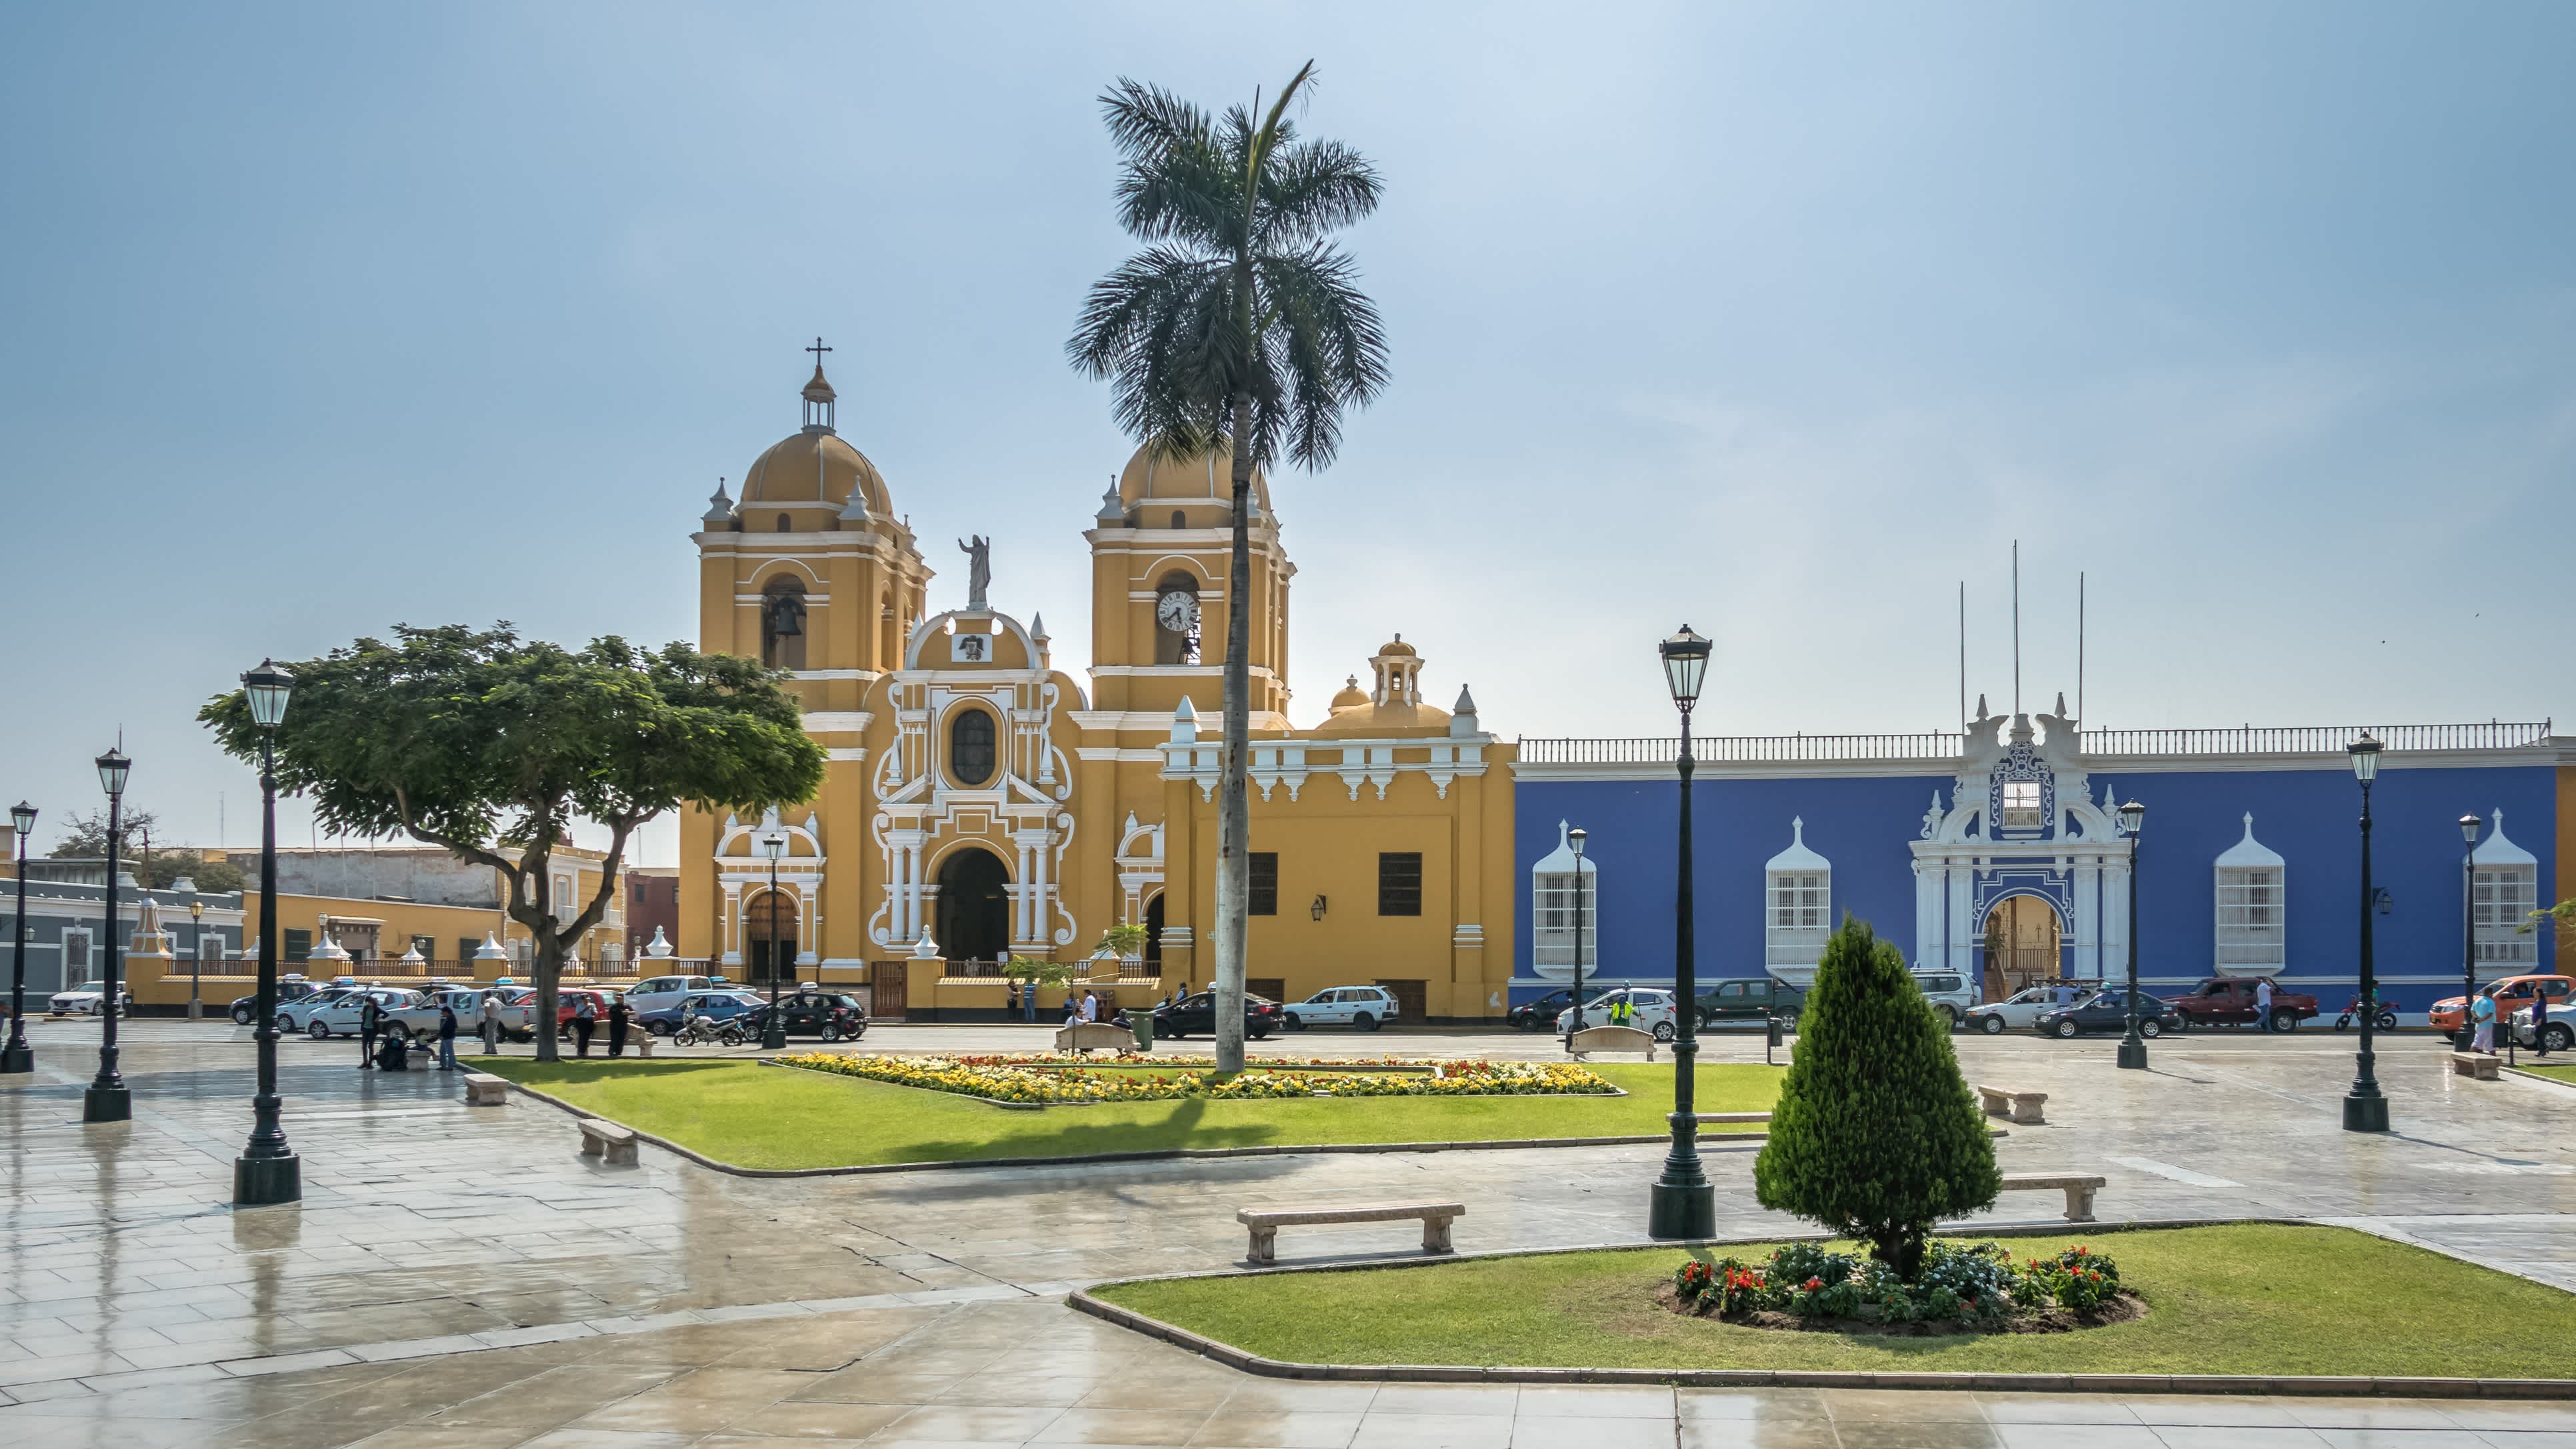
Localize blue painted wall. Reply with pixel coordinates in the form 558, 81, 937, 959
1513, 764, 2557, 1011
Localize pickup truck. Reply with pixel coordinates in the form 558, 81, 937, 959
2171, 976, 2319, 1032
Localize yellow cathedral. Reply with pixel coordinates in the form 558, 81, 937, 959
676, 351, 1519, 1022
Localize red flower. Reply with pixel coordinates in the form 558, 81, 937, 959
1804, 1276, 1823, 1292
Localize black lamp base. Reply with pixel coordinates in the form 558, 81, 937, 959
233, 1153, 302, 1206
1647, 1181, 1716, 1241
761, 1028, 787, 1050
2341, 1093, 2389, 1133
83, 1084, 132, 1122
2116, 1038, 2148, 1070
1, 1041, 30, 1074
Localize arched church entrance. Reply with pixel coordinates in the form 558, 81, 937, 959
935, 848, 1011, 967
1142, 893, 1165, 980
1982, 895, 2063, 1000
747, 890, 799, 987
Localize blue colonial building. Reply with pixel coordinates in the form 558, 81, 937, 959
1513, 699, 2564, 1018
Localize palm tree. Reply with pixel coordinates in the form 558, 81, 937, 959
1068, 62, 1390, 1073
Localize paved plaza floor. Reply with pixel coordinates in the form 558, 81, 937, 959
4, 1017, 2573, 1448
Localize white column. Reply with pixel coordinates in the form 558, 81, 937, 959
1912, 862, 1941, 970
721, 882, 744, 966
1946, 866, 1975, 978
2073, 862, 2101, 982
2101, 855, 2131, 985
797, 882, 818, 965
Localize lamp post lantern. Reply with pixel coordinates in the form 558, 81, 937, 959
83, 748, 133, 1122
2116, 800, 2147, 1070
234, 658, 301, 1205
1564, 828, 1589, 1048
2457, 814, 2481, 1052
1649, 624, 1715, 1241
4, 800, 34, 1074
2343, 734, 2389, 1133
757, 831, 788, 1050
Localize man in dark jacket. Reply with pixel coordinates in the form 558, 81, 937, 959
606, 998, 631, 1058
436, 1001, 460, 1071
359, 996, 382, 1069
572, 994, 597, 1057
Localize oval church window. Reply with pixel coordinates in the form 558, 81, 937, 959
950, 708, 997, 786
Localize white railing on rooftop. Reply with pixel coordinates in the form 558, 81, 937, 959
1517, 721, 2553, 764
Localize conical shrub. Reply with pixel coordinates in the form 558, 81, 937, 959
1753, 916, 1999, 1280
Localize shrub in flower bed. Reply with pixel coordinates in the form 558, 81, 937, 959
775, 1053, 1615, 1104
1663, 1240, 2138, 1335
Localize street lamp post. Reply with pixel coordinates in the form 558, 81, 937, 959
234, 659, 301, 1206
4, 801, 34, 1074
2344, 734, 2389, 1133
2117, 800, 2147, 1070
1564, 828, 1589, 1049
84, 748, 133, 1123
758, 831, 788, 1050
2457, 814, 2481, 1052
1649, 625, 1716, 1241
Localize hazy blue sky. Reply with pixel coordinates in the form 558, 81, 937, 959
3, 3, 2567, 866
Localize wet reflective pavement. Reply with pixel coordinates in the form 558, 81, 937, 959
5, 1018, 2573, 1447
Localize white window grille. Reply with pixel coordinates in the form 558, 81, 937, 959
1764, 818, 1831, 974
63, 928, 93, 990
552, 874, 576, 926
2213, 814, 2287, 974
1527, 822, 1597, 980
2001, 781, 2044, 830
2467, 810, 2540, 969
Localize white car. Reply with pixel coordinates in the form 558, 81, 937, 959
1963, 985, 2094, 1035
624, 974, 728, 1020
48, 987, 133, 1016
1557, 987, 1683, 1041
275, 984, 363, 1033
299, 986, 428, 1040
1283, 986, 1399, 1032
2507, 1004, 2575, 1054
1912, 970, 1977, 1030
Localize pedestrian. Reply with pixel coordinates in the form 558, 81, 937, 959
2471, 992, 2497, 1054
359, 995, 382, 1068
1062, 992, 1079, 1024
480, 990, 503, 1054
607, 996, 631, 1058
435, 1000, 459, 1071
1006, 980, 1020, 1018
2255, 978, 2275, 1032
2535, 987, 2554, 1058
573, 994, 597, 1058
1080, 990, 1099, 1023
2055, 980, 2076, 1008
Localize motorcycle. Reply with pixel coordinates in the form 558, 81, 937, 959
2331, 996, 2397, 1032
673, 1011, 747, 1048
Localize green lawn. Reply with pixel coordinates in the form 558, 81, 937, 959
479, 1058, 1779, 1170
1094, 1224, 2576, 1378
2513, 1061, 2576, 1084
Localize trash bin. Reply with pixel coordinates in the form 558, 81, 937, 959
1130, 1012, 1155, 1052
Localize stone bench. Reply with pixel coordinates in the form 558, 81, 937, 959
633, 1034, 654, 1060
2451, 1052, 2501, 1081
1237, 1201, 1466, 1266
2001, 1173, 2103, 1222
461, 1072, 509, 1107
1566, 1024, 1659, 1062
577, 1118, 639, 1166
1976, 1084, 2048, 1125
1054, 1021, 1134, 1054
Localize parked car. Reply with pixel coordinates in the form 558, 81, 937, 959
1505, 986, 1613, 1032
741, 988, 868, 1042
303, 986, 435, 1040
1695, 977, 1805, 1029
1151, 990, 1279, 1041
48, 986, 135, 1016
1557, 986, 1684, 1041
625, 973, 729, 1020
275, 984, 366, 1033
2506, 1002, 2575, 1053
2170, 976, 2319, 1032
2430, 974, 2573, 1036
2035, 989, 2183, 1040
229, 976, 323, 1025
551, 988, 627, 1037
1911, 970, 1976, 1029
1283, 986, 1399, 1032
1964, 984, 2095, 1035
637, 990, 766, 1037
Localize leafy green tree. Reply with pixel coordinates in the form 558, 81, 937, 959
1095, 922, 1150, 959
1067, 61, 1390, 1072
143, 850, 246, 894
202, 623, 823, 1062
1754, 916, 1999, 1280
45, 806, 162, 860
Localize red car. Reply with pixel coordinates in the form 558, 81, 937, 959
553, 988, 626, 1038
2171, 977, 2319, 1032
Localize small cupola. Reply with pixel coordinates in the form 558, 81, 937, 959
800, 336, 837, 433
1370, 634, 1422, 705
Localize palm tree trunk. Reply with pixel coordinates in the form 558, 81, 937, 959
1211, 388, 1257, 1076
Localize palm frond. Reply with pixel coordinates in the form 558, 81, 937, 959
1253, 245, 1390, 469
1257, 137, 1383, 245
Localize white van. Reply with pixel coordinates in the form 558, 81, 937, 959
1912, 970, 1976, 1030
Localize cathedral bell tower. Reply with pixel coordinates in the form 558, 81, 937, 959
1083, 443, 1293, 730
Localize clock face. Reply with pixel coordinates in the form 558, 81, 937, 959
1156, 591, 1200, 632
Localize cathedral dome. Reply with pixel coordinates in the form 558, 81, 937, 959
741, 427, 893, 515
1329, 676, 1369, 711
1118, 443, 1272, 514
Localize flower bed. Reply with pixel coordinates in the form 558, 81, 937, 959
775, 1053, 1615, 1105
1663, 1241, 2140, 1336
953, 1052, 1441, 1074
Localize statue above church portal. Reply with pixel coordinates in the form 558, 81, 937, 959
957, 535, 991, 610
